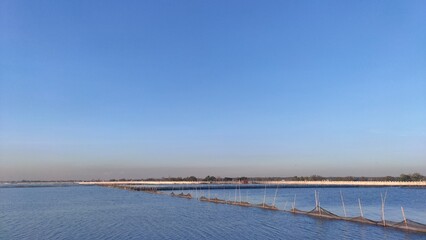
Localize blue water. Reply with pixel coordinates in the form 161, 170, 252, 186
1, 186, 425, 239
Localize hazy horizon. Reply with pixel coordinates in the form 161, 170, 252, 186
3, 166, 426, 182
1, 0, 425, 181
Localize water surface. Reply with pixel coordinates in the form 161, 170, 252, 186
1, 186, 425, 239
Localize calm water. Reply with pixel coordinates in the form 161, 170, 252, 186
1, 186, 425, 239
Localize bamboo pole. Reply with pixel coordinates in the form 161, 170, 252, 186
401, 206, 407, 228
262, 185, 267, 207
272, 185, 279, 207
318, 191, 321, 215
358, 198, 364, 218
381, 192, 387, 226
314, 190, 318, 211
292, 194, 297, 212
340, 190, 347, 217
239, 183, 242, 203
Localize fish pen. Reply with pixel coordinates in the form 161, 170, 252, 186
102, 184, 426, 234
288, 205, 426, 233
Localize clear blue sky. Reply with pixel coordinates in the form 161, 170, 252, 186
1, 0, 425, 180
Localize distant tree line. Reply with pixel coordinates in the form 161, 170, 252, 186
398, 173, 425, 181
288, 173, 425, 182
105, 173, 425, 183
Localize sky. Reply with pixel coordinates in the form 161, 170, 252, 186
1, 0, 425, 181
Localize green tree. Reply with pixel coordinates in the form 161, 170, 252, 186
385, 176, 395, 181
399, 174, 411, 181
186, 176, 198, 181
410, 173, 424, 181
310, 175, 324, 181
203, 175, 216, 182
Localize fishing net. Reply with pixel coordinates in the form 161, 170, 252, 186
110, 184, 426, 233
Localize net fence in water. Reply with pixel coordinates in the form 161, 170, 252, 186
108, 184, 426, 234
198, 194, 426, 233
290, 206, 426, 233
385, 219, 426, 232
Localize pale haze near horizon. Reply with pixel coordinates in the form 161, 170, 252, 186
1, 0, 425, 181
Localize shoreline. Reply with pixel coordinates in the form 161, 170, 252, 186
77, 180, 426, 187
